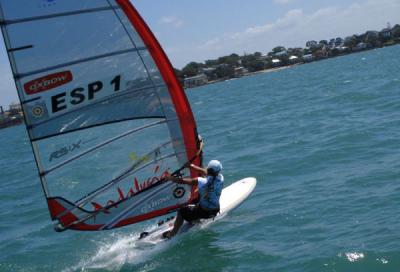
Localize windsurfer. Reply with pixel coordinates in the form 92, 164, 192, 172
164, 160, 224, 238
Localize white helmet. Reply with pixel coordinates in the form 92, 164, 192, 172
207, 160, 222, 173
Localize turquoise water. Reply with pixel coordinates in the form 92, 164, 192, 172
1, 45, 400, 271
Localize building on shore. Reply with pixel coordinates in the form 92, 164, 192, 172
9, 102, 21, 111
302, 54, 314, 62
313, 47, 329, 59
184, 73, 208, 89
234, 66, 248, 77
271, 59, 282, 67
380, 27, 392, 41
200, 67, 217, 80
354, 42, 368, 51
289, 55, 300, 64
0, 103, 24, 129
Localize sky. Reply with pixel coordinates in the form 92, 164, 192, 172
1, 0, 400, 106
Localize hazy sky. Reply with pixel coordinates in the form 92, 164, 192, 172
0, 0, 399, 106
134, 0, 400, 67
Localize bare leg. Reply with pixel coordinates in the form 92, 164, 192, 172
168, 210, 184, 238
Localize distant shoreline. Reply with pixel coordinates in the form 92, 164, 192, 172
243, 64, 298, 76
180, 23, 400, 89
184, 43, 399, 90
200, 64, 299, 87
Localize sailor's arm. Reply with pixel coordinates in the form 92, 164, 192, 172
188, 163, 207, 176
166, 174, 198, 186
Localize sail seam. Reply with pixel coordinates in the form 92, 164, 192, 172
42, 120, 168, 176
33, 116, 166, 143
74, 150, 180, 206
55, 150, 182, 221
15, 47, 146, 79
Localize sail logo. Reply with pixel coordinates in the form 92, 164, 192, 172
48, 138, 97, 162
173, 187, 186, 198
91, 166, 171, 212
24, 71, 73, 95
140, 195, 173, 214
50, 74, 121, 114
49, 140, 83, 162
27, 101, 49, 120
32, 106, 44, 117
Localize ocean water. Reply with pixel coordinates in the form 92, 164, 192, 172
1, 45, 400, 272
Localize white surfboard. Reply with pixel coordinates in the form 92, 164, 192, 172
137, 177, 257, 245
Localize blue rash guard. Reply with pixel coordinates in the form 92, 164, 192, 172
197, 174, 224, 210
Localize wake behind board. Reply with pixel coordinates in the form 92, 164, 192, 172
137, 177, 257, 245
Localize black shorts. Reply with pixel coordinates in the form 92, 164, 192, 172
180, 204, 219, 222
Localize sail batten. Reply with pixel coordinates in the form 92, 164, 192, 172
74, 150, 184, 207
31, 116, 167, 142
42, 120, 169, 176
55, 151, 183, 223
7, 45, 34, 52
0, 0, 201, 231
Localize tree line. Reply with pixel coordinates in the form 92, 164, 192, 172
174, 24, 400, 84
